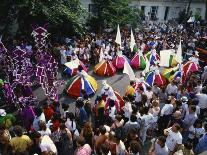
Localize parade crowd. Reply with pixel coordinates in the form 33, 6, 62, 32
0, 21, 207, 155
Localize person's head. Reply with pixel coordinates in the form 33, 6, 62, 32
128, 128, 137, 138
157, 136, 166, 148
76, 97, 84, 108
76, 136, 86, 147
132, 104, 138, 114
35, 107, 43, 117
39, 121, 47, 131
129, 140, 141, 154
152, 99, 159, 107
33, 131, 42, 144
78, 65, 83, 72
66, 112, 75, 120
172, 123, 181, 132
62, 103, 69, 111
130, 81, 135, 86
83, 122, 92, 132
147, 86, 152, 91
130, 114, 137, 122
100, 144, 110, 155
173, 111, 182, 120
193, 119, 203, 128
109, 99, 115, 107
123, 96, 129, 102
96, 95, 102, 102
99, 125, 106, 135
184, 140, 193, 150
189, 105, 196, 113
115, 114, 122, 122
138, 86, 144, 93
141, 94, 147, 103
13, 125, 23, 137
42, 102, 49, 108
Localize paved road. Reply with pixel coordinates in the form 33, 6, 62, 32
33, 67, 142, 111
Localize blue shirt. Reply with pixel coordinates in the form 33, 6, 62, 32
79, 107, 88, 125
194, 134, 207, 154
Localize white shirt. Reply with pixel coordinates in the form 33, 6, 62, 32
109, 106, 116, 120
123, 102, 132, 118
140, 113, 153, 128
145, 90, 153, 104
38, 128, 51, 136
196, 93, 207, 109
166, 128, 182, 151
160, 104, 173, 116
65, 119, 77, 132
40, 135, 57, 154
166, 84, 178, 95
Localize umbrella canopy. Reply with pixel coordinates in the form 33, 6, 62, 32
113, 54, 130, 69
131, 52, 146, 69
66, 73, 97, 98
162, 66, 181, 82
182, 61, 199, 77
146, 51, 160, 65
94, 60, 116, 76
145, 71, 166, 87
64, 59, 87, 76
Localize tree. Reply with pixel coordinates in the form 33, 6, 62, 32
87, 0, 142, 32
177, 0, 193, 24
0, 0, 86, 39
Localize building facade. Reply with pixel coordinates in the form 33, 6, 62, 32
80, 0, 206, 21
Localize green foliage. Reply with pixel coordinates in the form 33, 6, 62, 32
195, 11, 201, 21
177, 0, 192, 24
0, 0, 86, 38
177, 9, 192, 24
88, 0, 141, 32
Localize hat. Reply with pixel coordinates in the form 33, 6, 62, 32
0, 109, 6, 116
173, 111, 182, 119
181, 96, 188, 102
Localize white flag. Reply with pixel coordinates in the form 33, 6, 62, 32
115, 25, 121, 46
175, 40, 182, 64
159, 49, 173, 67
130, 29, 136, 52
123, 58, 135, 81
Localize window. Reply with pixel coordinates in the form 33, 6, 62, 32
141, 6, 145, 12
164, 7, 169, 20
150, 6, 158, 20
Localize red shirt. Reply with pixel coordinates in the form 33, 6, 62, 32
43, 106, 54, 121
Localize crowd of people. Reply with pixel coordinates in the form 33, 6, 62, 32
0, 20, 207, 155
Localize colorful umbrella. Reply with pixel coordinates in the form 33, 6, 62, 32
65, 71, 97, 98
145, 71, 166, 87
112, 52, 130, 69
131, 52, 146, 69
64, 59, 87, 76
94, 60, 116, 76
182, 61, 199, 77
145, 51, 160, 65
162, 65, 181, 82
